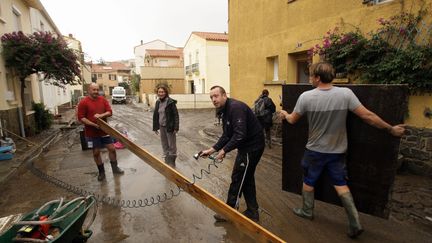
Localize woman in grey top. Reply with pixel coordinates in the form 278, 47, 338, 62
152, 84, 179, 166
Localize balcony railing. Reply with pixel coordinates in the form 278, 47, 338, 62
185, 65, 192, 75
192, 63, 199, 73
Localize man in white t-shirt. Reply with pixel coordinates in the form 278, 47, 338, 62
280, 62, 405, 238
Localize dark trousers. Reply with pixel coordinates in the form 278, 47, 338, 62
226, 148, 264, 211
264, 127, 271, 144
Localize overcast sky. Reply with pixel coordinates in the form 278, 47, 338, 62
40, 0, 228, 62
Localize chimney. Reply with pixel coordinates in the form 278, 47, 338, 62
141, 40, 143, 45
69, 33, 73, 38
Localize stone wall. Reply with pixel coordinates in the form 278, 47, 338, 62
24, 112, 36, 136
0, 108, 20, 136
271, 113, 283, 145
399, 126, 432, 177
0, 108, 36, 137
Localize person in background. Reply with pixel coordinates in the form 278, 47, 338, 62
153, 84, 179, 167
279, 62, 405, 238
77, 83, 124, 181
253, 89, 276, 148
201, 86, 265, 222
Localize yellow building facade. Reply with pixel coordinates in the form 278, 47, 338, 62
229, 0, 432, 128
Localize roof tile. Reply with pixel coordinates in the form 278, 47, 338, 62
192, 31, 228, 42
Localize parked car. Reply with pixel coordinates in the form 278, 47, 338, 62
112, 86, 126, 104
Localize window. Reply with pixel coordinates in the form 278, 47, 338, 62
24, 80, 33, 112
12, 5, 22, 31
159, 60, 168, 67
0, 4, 4, 22
91, 74, 97, 81
6, 73, 14, 91
3, 73, 15, 101
297, 60, 309, 84
109, 74, 116, 80
40, 21, 44, 31
97, 73, 102, 78
266, 56, 279, 81
195, 50, 199, 63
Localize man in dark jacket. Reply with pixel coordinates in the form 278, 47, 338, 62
153, 84, 179, 166
253, 89, 276, 148
201, 86, 265, 222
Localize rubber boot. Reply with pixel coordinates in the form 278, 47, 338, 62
110, 160, 124, 174
340, 192, 364, 238
165, 155, 176, 167
97, 164, 105, 181
242, 209, 259, 222
293, 190, 314, 220
171, 155, 177, 166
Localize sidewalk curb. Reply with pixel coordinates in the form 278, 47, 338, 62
0, 130, 60, 185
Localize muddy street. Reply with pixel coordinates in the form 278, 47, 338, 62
0, 102, 430, 242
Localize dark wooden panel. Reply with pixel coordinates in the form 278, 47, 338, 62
282, 84, 409, 218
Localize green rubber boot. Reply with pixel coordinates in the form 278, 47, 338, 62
340, 192, 364, 238
293, 190, 314, 220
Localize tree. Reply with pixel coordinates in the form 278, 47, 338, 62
118, 82, 129, 89
130, 73, 141, 94
1, 31, 82, 124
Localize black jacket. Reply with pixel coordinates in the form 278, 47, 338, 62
255, 94, 276, 126
153, 97, 179, 133
213, 98, 265, 153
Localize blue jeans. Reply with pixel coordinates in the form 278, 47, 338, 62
301, 149, 347, 187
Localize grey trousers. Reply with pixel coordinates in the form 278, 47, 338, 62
159, 126, 177, 158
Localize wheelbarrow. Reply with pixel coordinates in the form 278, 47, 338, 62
0, 196, 97, 242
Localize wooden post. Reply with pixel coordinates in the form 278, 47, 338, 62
97, 118, 286, 243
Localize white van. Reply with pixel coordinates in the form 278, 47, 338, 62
112, 86, 126, 104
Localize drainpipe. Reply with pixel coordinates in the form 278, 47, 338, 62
17, 107, 26, 137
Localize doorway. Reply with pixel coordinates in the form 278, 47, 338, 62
189, 80, 195, 94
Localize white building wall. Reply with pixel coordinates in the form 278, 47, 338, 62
63, 35, 84, 94
152, 57, 181, 67
134, 40, 177, 75
206, 41, 230, 93
183, 35, 207, 94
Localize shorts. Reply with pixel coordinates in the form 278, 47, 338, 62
86, 136, 114, 149
301, 149, 347, 187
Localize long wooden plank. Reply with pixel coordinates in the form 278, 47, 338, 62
97, 118, 286, 243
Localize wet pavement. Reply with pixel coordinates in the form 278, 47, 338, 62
0, 102, 431, 242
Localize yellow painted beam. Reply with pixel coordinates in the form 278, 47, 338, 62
97, 118, 286, 243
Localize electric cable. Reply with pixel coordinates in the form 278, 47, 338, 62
26, 128, 224, 208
